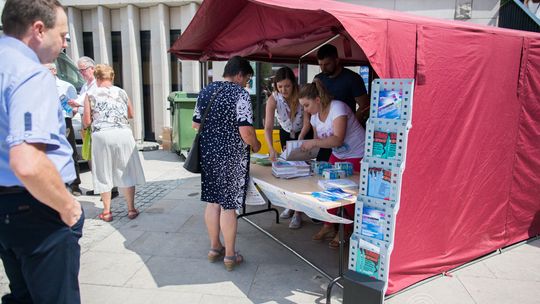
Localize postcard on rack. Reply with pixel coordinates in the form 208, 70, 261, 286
377, 89, 403, 119
361, 206, 386, 240
281, 140, 319, 161
355, 238, 382, 278
367, 167, 392, 200
372, 131, 397, 159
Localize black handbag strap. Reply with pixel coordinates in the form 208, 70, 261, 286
198, 84, 224, 133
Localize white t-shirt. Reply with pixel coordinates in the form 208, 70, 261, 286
310, 100, 365, 159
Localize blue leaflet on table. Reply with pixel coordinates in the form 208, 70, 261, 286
377, 89, 403, 119
361, 206, 385, 240
311, 188, 353, 202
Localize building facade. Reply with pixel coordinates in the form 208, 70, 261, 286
0, 0, 501, 143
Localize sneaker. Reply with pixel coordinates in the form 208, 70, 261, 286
289, 213, 302, 229
85, 190, 96, 196
71, 185, 82, 197
280, 208, 294, 219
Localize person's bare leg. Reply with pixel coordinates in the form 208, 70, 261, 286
220, 209, 238, 257
122, 186, 136, 211
101, 191, 111, 213
205, 203, 223, 250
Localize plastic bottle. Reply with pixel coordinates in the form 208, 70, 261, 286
60, 94, 73, 116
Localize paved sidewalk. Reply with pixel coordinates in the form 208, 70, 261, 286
0, 149, 538, 303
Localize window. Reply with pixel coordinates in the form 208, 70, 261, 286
82, 32, 94, 59
111, 31, 123, 87
140, 31, 154, 141
170, 30, 182, 92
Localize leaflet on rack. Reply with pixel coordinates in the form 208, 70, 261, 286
281, 140, 319, 161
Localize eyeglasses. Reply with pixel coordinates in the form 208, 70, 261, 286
78, 66, 92, 72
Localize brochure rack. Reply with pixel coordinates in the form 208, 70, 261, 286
347, 79, 414, 296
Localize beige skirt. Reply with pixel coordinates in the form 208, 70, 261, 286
91, 128, 146, 194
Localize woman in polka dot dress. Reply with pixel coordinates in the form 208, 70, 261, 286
192, 56, 261, 271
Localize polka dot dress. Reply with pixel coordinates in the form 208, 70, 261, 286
193, 81, 253, 210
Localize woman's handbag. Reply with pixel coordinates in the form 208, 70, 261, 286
183, 86, 223, 173
81, 128, 92, 160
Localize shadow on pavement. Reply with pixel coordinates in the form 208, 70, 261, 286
79, 175, 343, 303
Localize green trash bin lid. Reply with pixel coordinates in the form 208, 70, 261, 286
168, 91, 198, 102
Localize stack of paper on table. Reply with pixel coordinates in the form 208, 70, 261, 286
318, 179, 359, 190
271, 160, 310, 179
281, 140, 319, 161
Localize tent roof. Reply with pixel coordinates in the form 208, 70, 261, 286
170, 0, 540, 69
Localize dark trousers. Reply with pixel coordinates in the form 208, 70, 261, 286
0, 191, 84, 304
65, 117, 81, 186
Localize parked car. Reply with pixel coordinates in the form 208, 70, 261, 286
54, 52, 86, 162
55, 52, 85, 92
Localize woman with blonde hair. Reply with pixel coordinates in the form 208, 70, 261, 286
264, 66, 311, 229
83, 64, 146, 222
299, 79, 365, 248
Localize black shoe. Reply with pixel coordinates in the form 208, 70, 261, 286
71, 185, 82, 197
111, 189, 119, 199
86, 190, 95, 196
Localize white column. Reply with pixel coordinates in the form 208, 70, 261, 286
212, 61, 226, 82
180, 3, 200, 93
150, 4, 171, 134
66, 7, 83, 60
93, 6, 112, 65
121, 5, 144, 143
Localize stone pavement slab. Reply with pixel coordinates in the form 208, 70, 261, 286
385, 276, 476, 304
459, 276, 540, 304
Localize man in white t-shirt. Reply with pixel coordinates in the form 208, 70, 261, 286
46, 62, 82, 196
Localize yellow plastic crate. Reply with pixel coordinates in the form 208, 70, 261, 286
255, 129, 282, 154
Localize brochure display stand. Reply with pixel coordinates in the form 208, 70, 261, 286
344, 79, 414, 304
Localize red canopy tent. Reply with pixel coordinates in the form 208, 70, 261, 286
170, 0, 540, 294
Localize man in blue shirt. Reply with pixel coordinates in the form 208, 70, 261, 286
0, 1, 84, 303
313, 44, 370, 162
315, 44, 370, 124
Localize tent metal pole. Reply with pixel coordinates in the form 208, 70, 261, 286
299, 34, 341, 60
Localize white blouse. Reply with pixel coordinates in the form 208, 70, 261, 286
273, 92, 303, 135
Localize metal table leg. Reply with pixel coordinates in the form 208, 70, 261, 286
326, 206, 346, 304
237, 183, 279, 223
240, 182, 347, 302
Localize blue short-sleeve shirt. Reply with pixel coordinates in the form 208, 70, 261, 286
0, 36, 75, 186
315, 68, 367, 113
